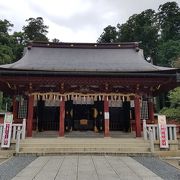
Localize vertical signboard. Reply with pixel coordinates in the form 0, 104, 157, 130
1, 113, 13, 148
158, 115, 169, 148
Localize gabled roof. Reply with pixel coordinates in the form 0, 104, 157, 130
0, 42, 175, 73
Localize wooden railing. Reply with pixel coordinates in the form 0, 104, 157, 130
143, 120, 177, 141
0, 119, 26, 142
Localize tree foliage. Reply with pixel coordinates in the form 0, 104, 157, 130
119, 9, 159, 62
11, 31, 25, 61
168, 87, 180, 108
172, 57, 180, 68
0, 19, 13, 34
157, 1, 180, 41
97, 1, 180, 66
97, 25, 118, 43
0, 45, 14, 64
0, 17, 49, 65
160, 87, 180, 120
156, 40, 180, 66
0, 19, 16, 64
160, 107, 180, 120
52, 38, 60, 43
23, 17, 49, 42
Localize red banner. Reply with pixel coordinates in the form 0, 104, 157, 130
1, 113, 13, 148
158, 115, 169, 148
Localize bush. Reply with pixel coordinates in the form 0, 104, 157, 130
159, 107, 180, 120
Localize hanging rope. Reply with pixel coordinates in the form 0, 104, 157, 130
31, 92, 135, 101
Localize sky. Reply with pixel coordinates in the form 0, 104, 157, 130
0, 0, 179, 42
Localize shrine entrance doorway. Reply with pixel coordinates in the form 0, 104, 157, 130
35, 98, 131, 134
73, 104, 95, 131
36, 99, 59, 131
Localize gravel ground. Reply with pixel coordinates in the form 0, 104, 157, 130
133, 157, 180, 180
0, 156, 37, 180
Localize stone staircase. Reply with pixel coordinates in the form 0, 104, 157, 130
18, 137, 152, 155
0, 149, 15, 159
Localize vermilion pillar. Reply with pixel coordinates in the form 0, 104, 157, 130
59, 97, 65, 137
104, 96, 110, 137
27, 95, 34, 137
134, 95, 141, 137
12, 96, 18, 122
148, 98, 154, 122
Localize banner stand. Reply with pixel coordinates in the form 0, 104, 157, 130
158, 115, 169, 149
1, 113, 13, 148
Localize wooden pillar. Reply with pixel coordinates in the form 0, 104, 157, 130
104, 96, 110, 137
134, 95, 141, 137
148, 98, 154, 122
59, 97, 65, 137
27, 95, 34, 137
12, 96, 18, 122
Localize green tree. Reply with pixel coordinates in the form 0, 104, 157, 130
118, 9, 159, 63
52, 38, 60, 43
0, 19, 15, 64
157, 1, 180, 41
0, 45, 14, 64
172, 57, 180, 68
156, 2, 180, 66
97, 10, 159, 63
97, 25, 118, 43
0, 19, 13, 34
23, 17, 49, 42
156, 40, 180, 66
160, 87, 180, 120
168, 87, 180, 108
11, 31, 25, 62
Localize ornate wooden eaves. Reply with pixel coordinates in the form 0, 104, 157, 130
0, 75, 177, 96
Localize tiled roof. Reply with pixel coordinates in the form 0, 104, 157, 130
0, 42, 174, 72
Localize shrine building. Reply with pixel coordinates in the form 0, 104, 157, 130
0, 42, 179, 138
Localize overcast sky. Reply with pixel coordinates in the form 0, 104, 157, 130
0, 0, 179, 42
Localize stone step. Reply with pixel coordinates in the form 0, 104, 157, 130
20, 143, 149, 148
20, 146, 150, 154
155, 150, 180, 157
22, 138, 146, 143
0, 149, 15, 158
17, 152, 153, 157
18, 138, 150, 155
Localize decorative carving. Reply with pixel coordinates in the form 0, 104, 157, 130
105, 83, 108, 91
60, 83, 64, 93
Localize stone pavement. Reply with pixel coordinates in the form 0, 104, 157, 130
11, 156, 163, 180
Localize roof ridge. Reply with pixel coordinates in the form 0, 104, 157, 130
27, 41, 140, 49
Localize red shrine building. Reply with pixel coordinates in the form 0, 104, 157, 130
0, 42, 179, 138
